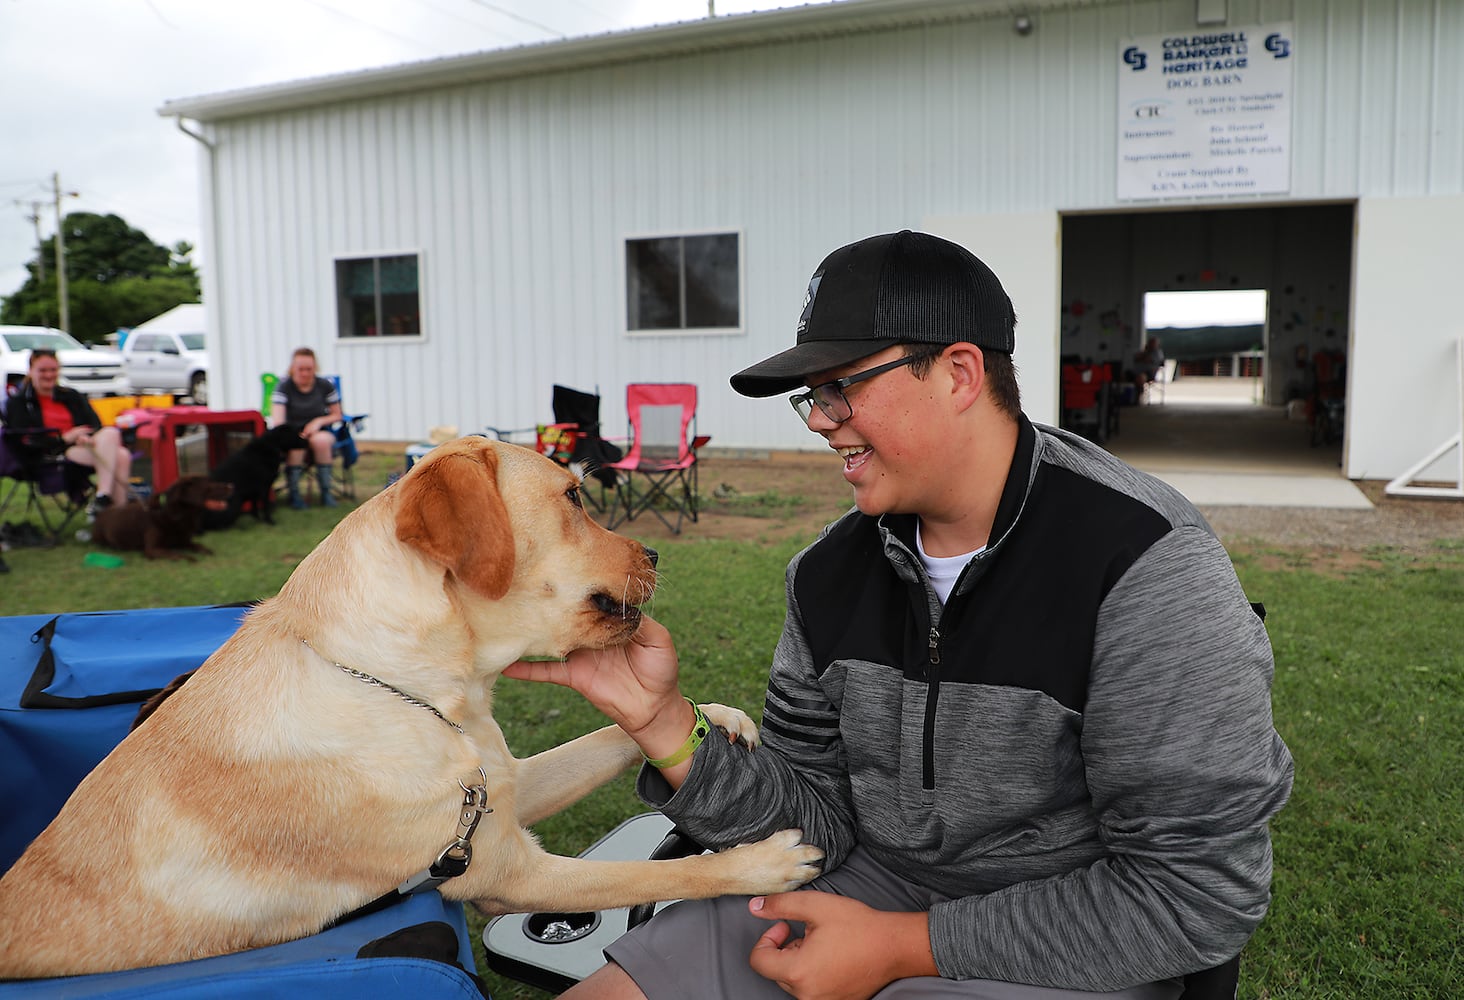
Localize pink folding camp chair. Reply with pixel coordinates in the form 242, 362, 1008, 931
604, 383, 709, 535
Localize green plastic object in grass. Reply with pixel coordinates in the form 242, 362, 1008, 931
82, 552, 125, 569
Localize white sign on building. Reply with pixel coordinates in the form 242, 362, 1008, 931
1116, 23, 1294, 201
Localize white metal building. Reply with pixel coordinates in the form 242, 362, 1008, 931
161, 0, 1464, 484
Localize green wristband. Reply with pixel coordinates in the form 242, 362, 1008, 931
645, 698, 711, 769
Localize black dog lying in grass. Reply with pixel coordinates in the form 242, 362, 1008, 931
201, 424, 306, 530
93, 476, 232, 560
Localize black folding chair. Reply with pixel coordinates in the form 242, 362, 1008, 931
488, 385, 622, 512
0, 414, 93, 546
547, 385, 621, 511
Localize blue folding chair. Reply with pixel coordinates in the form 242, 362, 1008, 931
323, 374, 367, 501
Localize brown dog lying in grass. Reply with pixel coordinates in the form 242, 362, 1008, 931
0, 436, 822, 978
92, 475, 232, 559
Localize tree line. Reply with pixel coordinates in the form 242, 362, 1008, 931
1, 212, 202, 344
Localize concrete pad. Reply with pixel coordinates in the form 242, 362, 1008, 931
1145, 470, 1374, 509
1099, 387, 1371, 508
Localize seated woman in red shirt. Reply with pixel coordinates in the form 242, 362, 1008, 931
5, 349, 132, 517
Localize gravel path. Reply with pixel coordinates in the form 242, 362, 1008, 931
675, 456, 1464, 555
1198, 481, 1464, 553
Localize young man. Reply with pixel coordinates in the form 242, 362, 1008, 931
508, 231, 1293, 999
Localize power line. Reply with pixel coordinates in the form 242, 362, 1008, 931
75, 189, 198, 233
297, 0, 451, 52
301, 0, 560, 55
552, 0, 622, 30
397, 0, 533, 47
139, 0, 180, 30
0, 178, 50, 193
462, 0, 565, 38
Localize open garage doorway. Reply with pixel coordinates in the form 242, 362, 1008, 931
1059, 204, 1354, 484
1143, 288, 1268, 405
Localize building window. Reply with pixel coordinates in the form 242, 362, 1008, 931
626, 233, 740, 332
335, 254, 421, 338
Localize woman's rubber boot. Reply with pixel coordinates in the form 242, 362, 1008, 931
317, 466, 337, 507
286, 466, 306, 510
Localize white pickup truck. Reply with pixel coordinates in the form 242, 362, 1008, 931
1, 325, 128, 397
120, 328, 209, 404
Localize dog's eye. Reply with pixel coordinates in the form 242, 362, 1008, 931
566, 486, 583, 509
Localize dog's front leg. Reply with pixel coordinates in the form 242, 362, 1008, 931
143, 541, 191, 560
512, 704, 759, 825
451, 827, 823, 917
512, 725, 642, 825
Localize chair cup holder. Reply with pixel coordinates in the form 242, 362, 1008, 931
521, 910, 600, 944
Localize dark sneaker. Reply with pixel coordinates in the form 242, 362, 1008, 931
86, 494, 115, 522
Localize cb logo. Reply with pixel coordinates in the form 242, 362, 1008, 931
1265, 33, 1291, 58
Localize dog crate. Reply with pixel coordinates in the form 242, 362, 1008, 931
117, 406, 265, 494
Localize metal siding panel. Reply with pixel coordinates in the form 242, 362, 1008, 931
1434, 0, 1464, 190
1356, 1, 1398, 194
1389, 0, 1434, 195
1300, 0, 1358, 195
440, 89, 482, 440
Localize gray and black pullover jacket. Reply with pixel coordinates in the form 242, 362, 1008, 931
640, 416, 1294, 991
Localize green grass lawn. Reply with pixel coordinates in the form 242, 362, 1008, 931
3, 464, 1460, 998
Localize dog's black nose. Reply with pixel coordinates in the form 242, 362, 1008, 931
643, 546, 658, 568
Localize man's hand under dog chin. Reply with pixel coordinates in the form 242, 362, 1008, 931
504, 615, 698, 778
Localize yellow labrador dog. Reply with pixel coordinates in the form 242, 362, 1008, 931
0, 436, 822, 978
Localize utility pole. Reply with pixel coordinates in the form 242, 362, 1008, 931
24, 201, 46, 283
26, 200, 50, 328
53, 172, 71, 333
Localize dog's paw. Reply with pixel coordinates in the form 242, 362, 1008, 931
723, 828, 823, 894
697, 702, 759, 750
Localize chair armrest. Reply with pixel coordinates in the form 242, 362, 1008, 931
3, 426, 67, 458
626, 827, 708, 930
1179, 953, 1241, 999
484, 424, 538, 445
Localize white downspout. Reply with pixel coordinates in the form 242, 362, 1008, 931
173, 117, 233, 411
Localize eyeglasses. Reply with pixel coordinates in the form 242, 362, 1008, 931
789, 354, 917, 425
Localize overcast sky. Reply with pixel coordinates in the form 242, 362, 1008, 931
1146, 290, 1268, 328
0, 0, 811, 308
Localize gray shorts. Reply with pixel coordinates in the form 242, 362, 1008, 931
605, 846, 1183, 1000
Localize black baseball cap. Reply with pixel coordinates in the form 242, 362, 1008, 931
730, 230, 1016, 398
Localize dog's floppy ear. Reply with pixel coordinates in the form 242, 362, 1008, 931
394, 445, 515, 598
